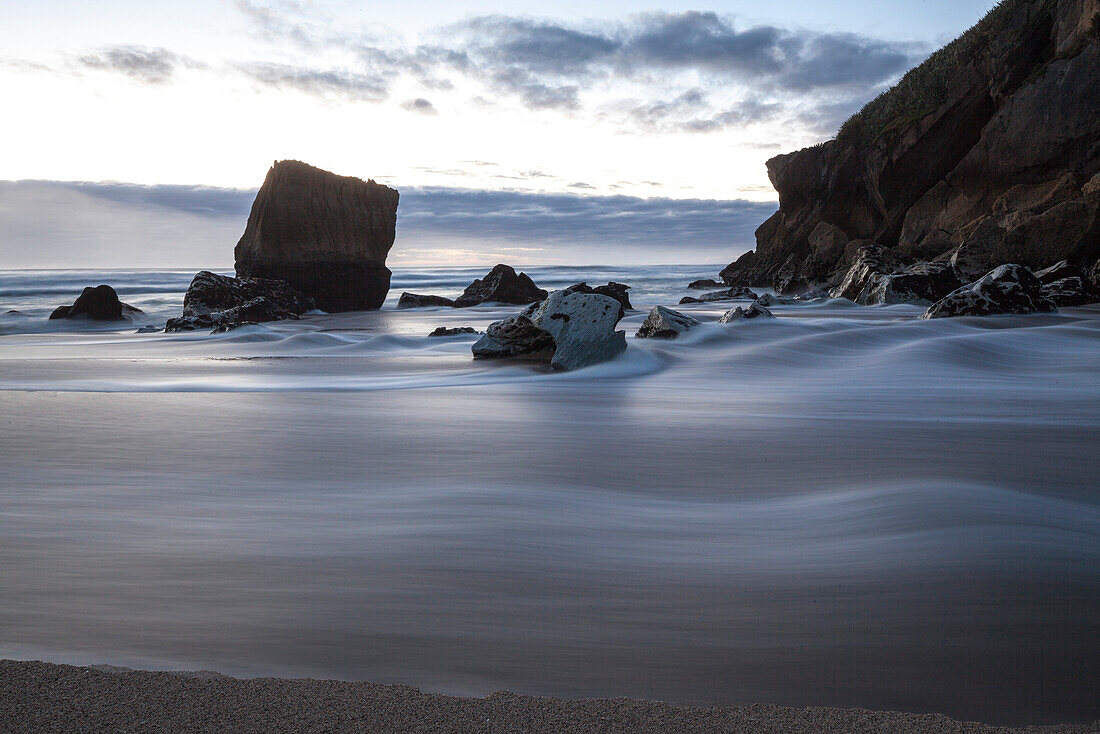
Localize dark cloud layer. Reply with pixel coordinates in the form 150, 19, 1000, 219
77, 46, 192, 84
0, 180, 775, 267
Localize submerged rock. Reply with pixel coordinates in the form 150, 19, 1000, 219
183, 271, 314, 316
922, 264, 1056, 318
234, 160, 399, 312
861, 260, 962, 305
399, 293, 456, 308
472, 290, 626, 370
454, 264, 547, 307
679, 286, 758, 304
635, 306, 700, 339
49, 285, 143, 321
166, 296, 302, 332
719, 302, 774, 322
429, 326, 479, 337
688, 278, 725, 289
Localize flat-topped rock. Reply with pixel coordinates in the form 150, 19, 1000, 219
234, 160, 399, 312
454, 264, 547, 307
399, 293, 456, 308
679, 287, 758, 304
429, 326, 479, 337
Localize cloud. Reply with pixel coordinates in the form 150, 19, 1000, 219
0, 179, 776, 268
77, 46, 195, 84
235, 62, 390, 101
402, 98, 437, 114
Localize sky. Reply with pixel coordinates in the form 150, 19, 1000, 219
0, 0, 1001, 267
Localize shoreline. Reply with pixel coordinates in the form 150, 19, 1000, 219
3, 660, 1097, 734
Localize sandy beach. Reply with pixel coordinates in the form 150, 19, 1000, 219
4, 659, 1099, 734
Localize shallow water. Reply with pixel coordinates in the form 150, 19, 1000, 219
1, 267, 1099, 725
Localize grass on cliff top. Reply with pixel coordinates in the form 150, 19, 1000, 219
835, 0, 1030, 146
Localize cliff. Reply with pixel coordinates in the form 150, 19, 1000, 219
721, 0, 1100, 294
235, 160, 400, 311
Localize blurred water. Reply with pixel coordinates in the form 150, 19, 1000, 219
1, 267, 1098, 725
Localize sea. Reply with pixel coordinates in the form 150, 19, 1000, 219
1, 265, 1098, 725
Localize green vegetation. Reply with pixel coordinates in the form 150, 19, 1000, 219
836, 0, 1030, 146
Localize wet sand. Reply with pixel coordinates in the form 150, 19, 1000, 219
3, 659, 1098, 734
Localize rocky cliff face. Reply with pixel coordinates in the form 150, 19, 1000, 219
235, 160, 399, 311
722, 0, 1100, 294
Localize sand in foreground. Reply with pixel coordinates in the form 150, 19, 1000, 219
2, 660, 1097, 734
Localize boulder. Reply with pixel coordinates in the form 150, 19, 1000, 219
234, 160, 399, 312
635, 306, 700, 339
429, 326, 479, 337
688, 278, 725, 289
828, 244, 902, 301
719, 302, 774, 322
472, 290, 626, 370
860, 260, 962, 305
564, 281, 632, 312
1033, 260, 1086, 285
454, 264, 547, 307
1041, 276, 1097, 306
921, 264, 1057, 318
679, 287, 758, 304
166, 296, 301, 333
399, 293, 456, 308
471, 314, 556, 361
49, 285, 142, 321
182, 270, 314, 316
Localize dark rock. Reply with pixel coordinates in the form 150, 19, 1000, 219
165, 297, 300, 333
471, 314, 555, 362
49, 285, 141, 321
135, 325, 162, 334
234, 160, 399, 312
1033, 260, 1086, 285
721, 1, 1100, 292
861, 260, 963, 305
719, 302, 774, 322
688, 278, 725, 289
183, 271, 314, 316
828, 245, 902, 301
399, 293, 456, 308
454, 264, 547, 307
472, 290, 626, 370
922, 264, 1057, 318
429, 326, 479, 337
1041, 276, 1098, 306
564, 282, 632, 312
679, 287, 758, 304
635, 306, 700, 339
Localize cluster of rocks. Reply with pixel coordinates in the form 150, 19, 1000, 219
164, 271, 316, 333
635, 301, 774, 340
472, 289, 627, 371
49, 285, 143, 322
712, 0, 1099, 312
400, 264, 566, 310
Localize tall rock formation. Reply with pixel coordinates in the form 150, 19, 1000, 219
722, 0, 1100, 294
235, 160, 399, 311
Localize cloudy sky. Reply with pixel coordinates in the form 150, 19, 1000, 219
1, 0, 998, 267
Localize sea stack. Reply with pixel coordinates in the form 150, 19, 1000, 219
234, 160, 399, 312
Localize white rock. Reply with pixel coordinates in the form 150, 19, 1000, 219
529, 290, 627, 370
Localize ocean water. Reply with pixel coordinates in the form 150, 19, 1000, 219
1, 266, 1098, 725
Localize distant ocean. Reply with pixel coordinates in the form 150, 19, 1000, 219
2, 264, 1099, 726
